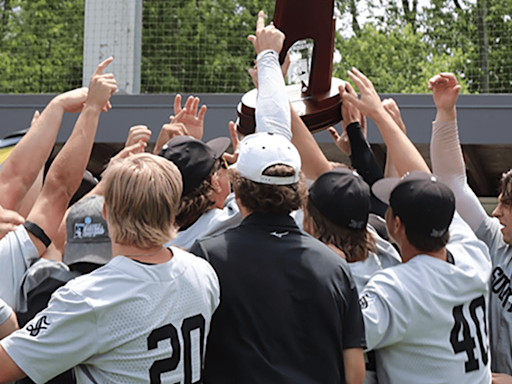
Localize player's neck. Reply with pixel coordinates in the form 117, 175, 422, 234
400, 240, 448, 263
113, 243, 173, 264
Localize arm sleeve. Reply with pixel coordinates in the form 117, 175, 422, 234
0, 287, 98, 384
360, 272, 410, 351
255, 49, 291, 140
346, 122, 387, 217
0, 226, 39, 311
430, 119, 487, 231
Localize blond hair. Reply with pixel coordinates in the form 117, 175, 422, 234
103, 153, 183, 248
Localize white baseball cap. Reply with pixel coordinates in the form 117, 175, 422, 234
233, 132, 301, 185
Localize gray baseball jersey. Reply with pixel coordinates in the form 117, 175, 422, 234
0, 225, 39, 311
360, 213, 492, 383
0, 298, 12, 327
475, 216, 512, 373
1, 248, 220, 384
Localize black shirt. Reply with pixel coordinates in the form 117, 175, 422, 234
190, 212, 366, 384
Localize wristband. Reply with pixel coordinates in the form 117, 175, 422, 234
23, 221, 51, 248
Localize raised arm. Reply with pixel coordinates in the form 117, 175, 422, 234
342, 68, 430, 175
429, 73, 487, 230
249, 11, 290, 139
26, 57, 117, 256
0, 88, 89, 214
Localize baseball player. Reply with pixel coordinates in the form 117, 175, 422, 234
341, 68, 492, 383
429, 72, 512, 382
0, 153, 220, 384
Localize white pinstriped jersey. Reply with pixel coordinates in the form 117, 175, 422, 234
1, 248, 219, 384
361, 213, 492, 384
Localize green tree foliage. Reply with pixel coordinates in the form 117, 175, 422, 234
0, 0, 84, 93
141, 0, 276, 93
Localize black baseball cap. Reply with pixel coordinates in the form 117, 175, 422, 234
159, 136, 230, 196
308, 167, 370, 230
372, 171, 455, 238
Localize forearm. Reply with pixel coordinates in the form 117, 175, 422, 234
255, 50, 291, 140
27, 105, 101, 250
430, 119, 487, 230
290, 106, 330, 180
0, 99, 65, 212
372, 111, 430, 175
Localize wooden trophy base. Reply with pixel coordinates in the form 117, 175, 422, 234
236, 77, 345, 135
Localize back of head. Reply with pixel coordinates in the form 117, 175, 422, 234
64, 195, 112, 270
231, 132, 306, 214
500, 169, 512, 205
306, 168, 375, 261
373, 171, 455, 252
103, 153, 183, 248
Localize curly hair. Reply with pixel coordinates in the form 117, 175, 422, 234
499, 169, 512, 206
175, 161, 218, 229
305, 197, 376, 262
230, 165, 307, 214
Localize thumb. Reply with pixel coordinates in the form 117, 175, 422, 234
328, 127, 340, 141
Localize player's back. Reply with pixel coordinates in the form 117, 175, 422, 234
361, 214, 492, 383
2, 248, 219, 384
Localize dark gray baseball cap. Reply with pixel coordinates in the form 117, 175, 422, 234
64, 195, 112, 266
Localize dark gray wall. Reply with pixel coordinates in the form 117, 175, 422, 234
0, 93, 510, 144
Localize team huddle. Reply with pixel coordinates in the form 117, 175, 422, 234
0, 9, 510, 384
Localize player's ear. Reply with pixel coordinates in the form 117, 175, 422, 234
102, 202, 107, 221
211, 173, 221, 193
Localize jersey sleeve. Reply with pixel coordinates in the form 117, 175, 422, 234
475, 215, 510, 266
360, 269, 411, 351
0, 286, 98, 384
255, 49, 292, 140
0, 225, 39, 311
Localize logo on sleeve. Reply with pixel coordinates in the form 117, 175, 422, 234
27, 316, 50, 337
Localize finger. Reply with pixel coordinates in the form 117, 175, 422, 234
191, 97, 200, 116
198, 105, 207, 122
327, 127, 340, 141
282, 52, 291, 78
256, 10, 265, 32
174, 94, 182, 115
171, 108, 187, 123
349, 67, 371, 89
93, 56, 114, 77
30, 110, 40, 126
345, 82, 357, 96
0, 209, 25, 226
184, 96, 194, 112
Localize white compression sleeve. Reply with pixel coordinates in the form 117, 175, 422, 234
430, 119, 487, 231
255, 49, 291, 140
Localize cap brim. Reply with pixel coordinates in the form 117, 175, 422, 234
64, 241, 112, 266
372, 177, 401, 205
206, 137, 231, 160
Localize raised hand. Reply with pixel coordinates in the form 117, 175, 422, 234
328, 127, 351, 156
125, 125, 152, 148
85, 57, 117, 112
223, 121, 239, 164
248, 10, 285, 55
382, 98, 406, 133
170, 94, 206, 140
428, 72, 461, 114
153, 114, 189, 155
342, 68, 385, 121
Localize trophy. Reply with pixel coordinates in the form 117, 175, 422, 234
236, 0, 344, 135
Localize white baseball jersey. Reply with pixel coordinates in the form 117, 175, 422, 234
360, 213, 492, 384
1, 247, 220, 384
0, 225, 39, 311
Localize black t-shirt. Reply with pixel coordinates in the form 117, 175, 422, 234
190, 212, 366, 384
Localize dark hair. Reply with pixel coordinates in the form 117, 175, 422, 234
499, 169, 512, 206
175, 161, 218, 228
390, 207, 450, 252
305, 198, 376, 262
230, 165, 307, 214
